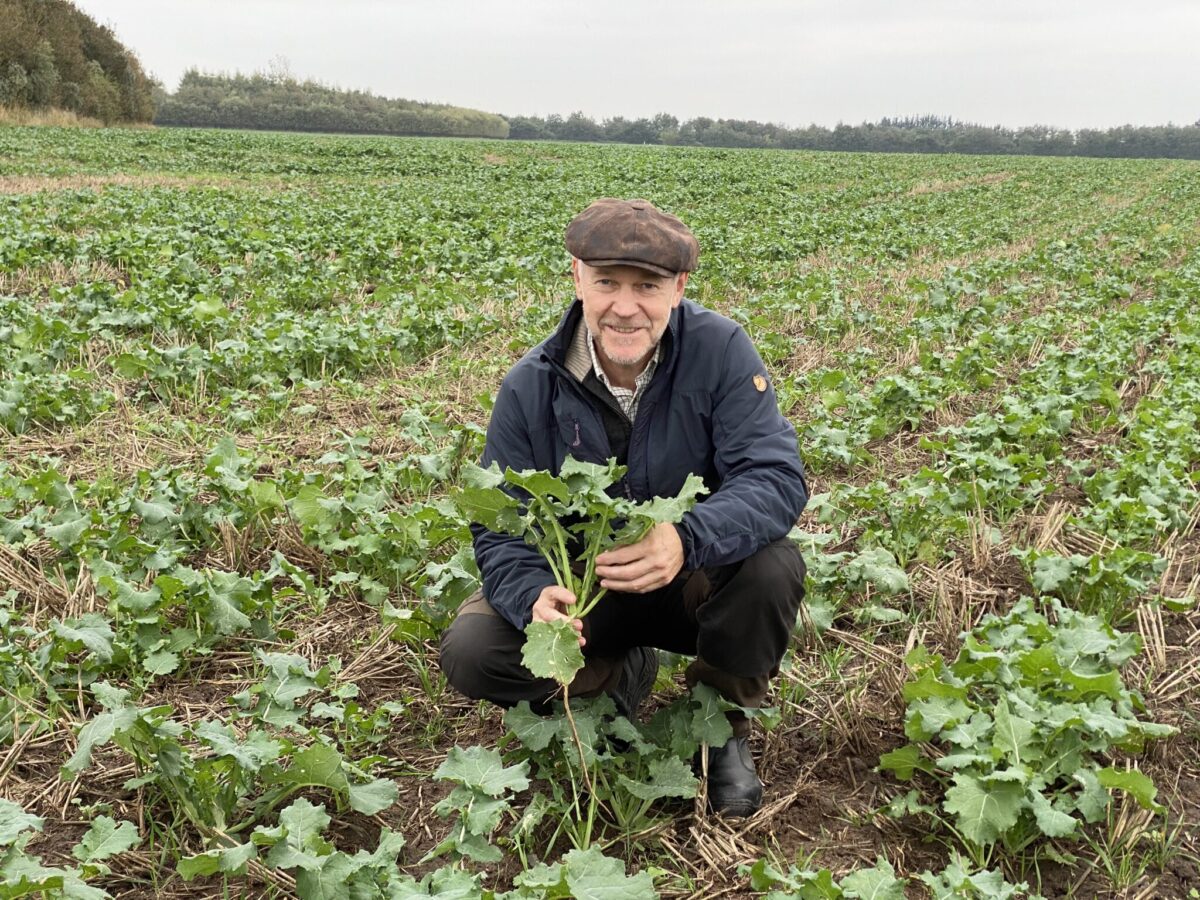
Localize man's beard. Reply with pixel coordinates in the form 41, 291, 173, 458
598, 320, 658, 367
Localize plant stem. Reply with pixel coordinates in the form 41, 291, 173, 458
530, 494, 576, 595
575, 508, 611, 615
560, 684, 594, 798
574, 587, 607, 620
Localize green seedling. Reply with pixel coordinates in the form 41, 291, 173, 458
879, 598, 1176, 866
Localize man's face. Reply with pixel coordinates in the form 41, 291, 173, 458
572, 260, 688, 379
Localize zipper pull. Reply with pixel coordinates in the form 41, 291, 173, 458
571, 421, 582, 448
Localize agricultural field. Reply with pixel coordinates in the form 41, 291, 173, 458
0, 126, 1198, 898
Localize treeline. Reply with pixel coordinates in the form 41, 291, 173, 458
0, 0, 155, 123
156, 70, 510, 139
506, 112, 1200, 160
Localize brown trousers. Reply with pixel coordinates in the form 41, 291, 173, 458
439, 538, 806, 733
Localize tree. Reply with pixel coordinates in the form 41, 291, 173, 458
560, 110, 603, 142
507, 115, 547, 140
0, 61, 28, 106
27, 39, 58, 107
0, 0, 156, 120
80, 59, 120, 122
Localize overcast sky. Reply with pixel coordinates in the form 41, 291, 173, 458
73, 0, 1200, 130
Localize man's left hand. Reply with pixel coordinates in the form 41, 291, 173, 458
594, 523, 684, 594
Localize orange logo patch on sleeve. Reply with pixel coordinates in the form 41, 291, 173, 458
753, 375, 767, 392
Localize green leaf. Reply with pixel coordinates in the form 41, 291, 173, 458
690, 683, 735, 747
942, 773, 1026, 845
627, 473, 710, 527
877, 744, 933, 781
353, 826, 406, 868
902, 667, 967, 703
521, 619, 584, 685
194, 721, 283, 772
390, 866, 485, 898
907, 696, 973, 739
514, 858, 567, 891
246, 479, 285, 511
802, 597, 836, 633
617, 756, 699, 802
72, 816, 140, 862
92, 682, 131, 710
1096, 767, 1163, 813
279, 796, 332, 844
346, 777, 399, 815
505, 468, 572, 503
291, 484, 338, 532
992, 696, 1037, 767
504, 701, 562, 752
1072, 768, 1110, 822
177, 842, 257, 879
845, 547, 910, 594
54, 870, 114, 900
1061, 669, 1124, 701
97, 572, 161, 614
1014, 644, 1063, 683
1029, 791, 1078, 838
742, 857, 804, 892
142, 649, 179, 676
132, 498, 175, 524
942, 713, 993, 748
207, 588, 252, 635
559, 456, 625, 496
269, 743, 344, 794
0, 798, 42, 845
1029, 553, 1078, 593
264, 742, 392, 814
455, 484, 523, 534
434, 745, 530, 798
562, 846, 658, 900
840, 856, 906, 899
112, 352, 151, 378
461, 461, 505, 490
44, 514, 89, 547
259, 798, 334, 871
919, 860, 1033, 900
447, 830, 502, 864
51, 615, 114, 663
64, 706, 138, 774
295, 856, 365, 899
190, 295, 225, 321
257, 651, 324, 708
449, 789, 510, 836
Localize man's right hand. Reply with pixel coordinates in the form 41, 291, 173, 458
530, 585, 585, 647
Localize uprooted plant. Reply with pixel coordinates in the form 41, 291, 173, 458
456, 456, 706, 688
456, 457, 706, 796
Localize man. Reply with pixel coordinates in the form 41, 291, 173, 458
439, 198, 808, 816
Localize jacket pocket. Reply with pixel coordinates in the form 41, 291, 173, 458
554, 404, 609, 466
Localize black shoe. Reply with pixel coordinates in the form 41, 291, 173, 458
608, 646, 658, 722
705, 735, 763, 817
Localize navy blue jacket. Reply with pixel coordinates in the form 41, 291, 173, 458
472, 298, 808, 630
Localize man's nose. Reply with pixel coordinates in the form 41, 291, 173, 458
610, 287, 640, 316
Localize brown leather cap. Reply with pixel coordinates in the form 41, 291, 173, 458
565, 198, 699, 277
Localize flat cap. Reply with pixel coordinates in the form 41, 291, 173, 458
565, 198, 699, 278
